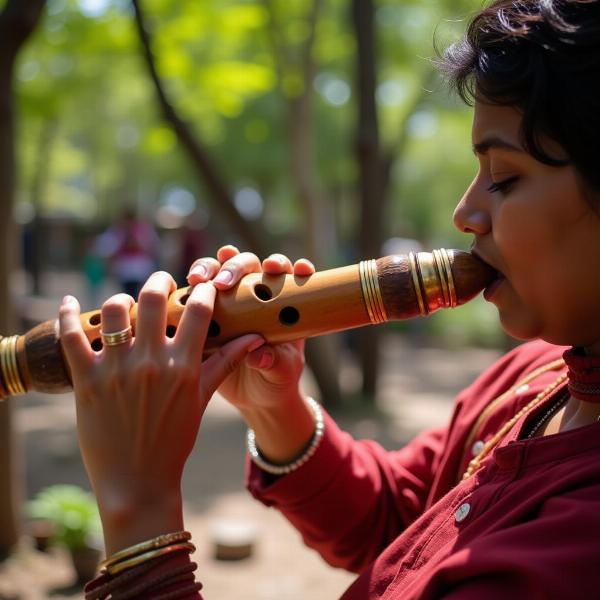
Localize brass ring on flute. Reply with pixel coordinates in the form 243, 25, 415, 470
368, 260, 388, 322
432, 250, 450, 308
408, 252, 427, 316
0, 336, 26, 396
100, 326, 133, 347
359, 260, 387, 324
440, 248, 457, 307
359, 261, 376, 324
416, 252, 446, 314
364, 260, 386, 323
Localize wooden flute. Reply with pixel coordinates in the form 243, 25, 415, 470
0, 249, 495, 399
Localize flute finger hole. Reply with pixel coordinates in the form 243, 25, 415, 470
91, 338, 103, 351
253, 284, 273, 302
88, 312, 101, 326
166, 325, 177, 338
179, 293, 190, 306
279, 306, 300, 326
208, 320, 221, 338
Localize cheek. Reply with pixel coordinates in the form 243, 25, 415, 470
492, 210, 572, 319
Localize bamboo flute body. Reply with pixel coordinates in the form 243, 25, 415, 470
0, 250, 495, 399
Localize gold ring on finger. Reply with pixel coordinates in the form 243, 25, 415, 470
100, 326, 133, 347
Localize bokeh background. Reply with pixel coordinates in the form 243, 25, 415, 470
0, 0, 510, 597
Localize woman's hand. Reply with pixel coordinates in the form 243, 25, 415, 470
187, 246, 319, 464
58, 271, 263, 553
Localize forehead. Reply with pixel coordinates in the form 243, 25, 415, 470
472, 102, 522, 144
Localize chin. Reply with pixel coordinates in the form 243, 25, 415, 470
498, 312, 543, 343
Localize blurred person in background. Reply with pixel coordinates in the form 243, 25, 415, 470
96, 208, 160, 299
57, 1, 600, 598
81, 236, 107, 309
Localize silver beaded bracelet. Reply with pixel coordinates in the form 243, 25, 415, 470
246, 397, 325, 475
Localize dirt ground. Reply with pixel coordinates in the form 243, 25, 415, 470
0, 271, 502, 599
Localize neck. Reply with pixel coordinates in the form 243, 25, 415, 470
540, 346, 600, 436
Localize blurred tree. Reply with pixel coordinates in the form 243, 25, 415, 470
131, 0, 268, 256
352, 0, 476, 400
0, 0, 46, 557
263, 0, 342, 404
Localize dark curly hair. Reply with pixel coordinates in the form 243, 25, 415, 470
441, 0, 600, 194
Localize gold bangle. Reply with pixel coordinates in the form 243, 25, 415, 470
100, 530, 191, 571
106, 541, 196, 576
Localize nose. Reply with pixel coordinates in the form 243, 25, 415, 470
453, 179, 492, 235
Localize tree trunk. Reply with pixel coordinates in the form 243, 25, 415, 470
28, 120, 57, 296
282, 0, 341, 406
352, 0, 386, 401
0, 0, 47, 557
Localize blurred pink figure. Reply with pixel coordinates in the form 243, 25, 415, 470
97, 209, 160, 299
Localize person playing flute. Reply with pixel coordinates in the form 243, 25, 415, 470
57, 0, 600, 597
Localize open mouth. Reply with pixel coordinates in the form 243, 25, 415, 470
471, 249, 506, 299
483, 269, 506, 300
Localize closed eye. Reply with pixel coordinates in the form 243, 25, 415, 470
487, 176, 519, 194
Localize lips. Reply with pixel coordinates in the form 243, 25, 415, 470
483, 273, 506, 301
470, 248, 506, 300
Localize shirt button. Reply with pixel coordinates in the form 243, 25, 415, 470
471, 440, 485, 457
455, 503, 471, 523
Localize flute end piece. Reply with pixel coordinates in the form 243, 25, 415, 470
446, 249, 497, 305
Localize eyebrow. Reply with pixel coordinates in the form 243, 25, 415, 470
472, 136, 524, 155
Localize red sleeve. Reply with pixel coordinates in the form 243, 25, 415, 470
246, 412, 446, 573
425, 486, 600, 600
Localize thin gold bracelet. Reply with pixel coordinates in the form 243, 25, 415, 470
105, 541, 196, 576
100, 531, 191, 572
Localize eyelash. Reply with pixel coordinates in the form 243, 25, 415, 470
487, 176, 519, 194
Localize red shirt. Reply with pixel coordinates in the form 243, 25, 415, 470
247, 340, 600, 599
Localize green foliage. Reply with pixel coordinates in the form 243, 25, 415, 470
26, 485, 102, 550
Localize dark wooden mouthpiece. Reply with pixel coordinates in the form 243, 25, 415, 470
377, 249, 495, 319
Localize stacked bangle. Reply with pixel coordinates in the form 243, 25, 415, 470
246, 397, 325, 475
88, 531, 201, 600
100, 531, 193, 576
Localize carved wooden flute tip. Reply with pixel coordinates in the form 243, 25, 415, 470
448, 250, 497, 306
376, 249, 496, 320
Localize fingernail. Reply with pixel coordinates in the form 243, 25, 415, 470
214, 270, 233, 285
258, 350, 273, 369
247, 338, 265, 353
61, 295, 74, 306
189, 264, 207, 279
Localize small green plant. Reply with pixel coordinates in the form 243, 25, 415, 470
26, 485, 102, 551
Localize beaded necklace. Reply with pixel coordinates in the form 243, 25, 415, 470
461, 371, 568, 481
461, 347, 600, 481
524, 388, 570, 439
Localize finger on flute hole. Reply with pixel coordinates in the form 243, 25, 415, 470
248, 346, 275, 370
293, 259, 316, 276
216, 245, 240, 263
263, 254, 293, 274
187, 257, 221, 284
